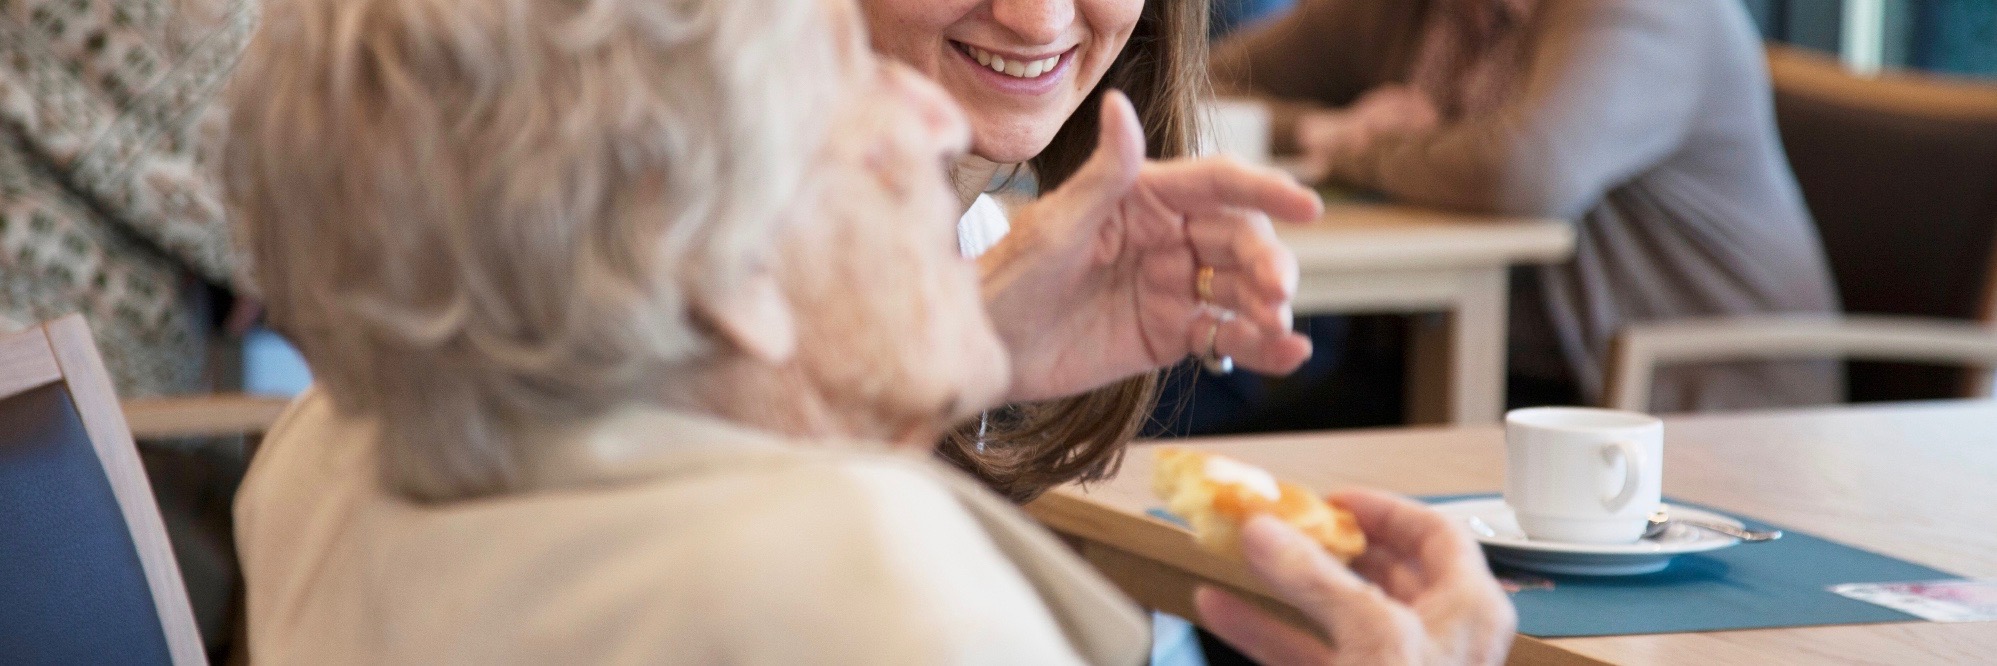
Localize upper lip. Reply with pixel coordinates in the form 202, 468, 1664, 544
952, 41, 1074, 62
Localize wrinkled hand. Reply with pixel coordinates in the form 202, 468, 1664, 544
981, 91, 1323, 402
1196, 489, 1516, 665
1295, 85, 1440, 183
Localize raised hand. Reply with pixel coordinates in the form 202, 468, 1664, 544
981, 91, 1323, 402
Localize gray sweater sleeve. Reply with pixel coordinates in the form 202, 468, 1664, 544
1330, 0, 1709, 219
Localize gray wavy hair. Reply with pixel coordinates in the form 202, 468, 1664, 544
225, 0, 843, 500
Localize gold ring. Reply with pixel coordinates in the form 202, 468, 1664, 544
1196, 265, 1216, 304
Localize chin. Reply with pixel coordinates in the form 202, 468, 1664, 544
966, 112, 1070, 165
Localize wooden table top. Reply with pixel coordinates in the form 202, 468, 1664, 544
1048, 400, 1997, 664
1278, 202, 1574, 271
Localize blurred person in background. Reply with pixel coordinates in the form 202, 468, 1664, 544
225, 0, 1515, 661
1214, 0, 1842, 413
0, 0, 258, 654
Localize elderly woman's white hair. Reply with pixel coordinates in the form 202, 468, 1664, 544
226, 0, 847, 500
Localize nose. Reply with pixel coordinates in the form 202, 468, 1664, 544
884, 64, 971, 155
989, 0, 1074, 45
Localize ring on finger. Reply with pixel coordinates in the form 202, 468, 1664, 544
1201, 310, 1235, 375
1195, 265, 1216, 305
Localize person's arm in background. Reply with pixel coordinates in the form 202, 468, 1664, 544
1327, 0, 1708, 219
1210, 0, 1382, 155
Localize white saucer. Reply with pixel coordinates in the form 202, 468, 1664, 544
1429, 498, 1743, 576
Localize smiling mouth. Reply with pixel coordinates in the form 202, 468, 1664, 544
952, 41, 1068, 80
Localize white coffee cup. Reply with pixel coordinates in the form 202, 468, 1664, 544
1503, 407, 1663, 544
1196, 98, 1272, 165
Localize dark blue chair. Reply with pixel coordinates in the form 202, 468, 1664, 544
0, 315, 205, 665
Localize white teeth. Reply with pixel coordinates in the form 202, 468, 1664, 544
964, 44, 1059, 79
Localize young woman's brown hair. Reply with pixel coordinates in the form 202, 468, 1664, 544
939, 0, 1212, 503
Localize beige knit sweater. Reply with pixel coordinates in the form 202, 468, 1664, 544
238, 390, 1151, 664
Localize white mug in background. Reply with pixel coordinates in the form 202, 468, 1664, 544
1503, 407, 1663, 544
1195, 98, 1272, 165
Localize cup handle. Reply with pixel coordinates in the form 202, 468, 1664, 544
1599, 440, 1644, 512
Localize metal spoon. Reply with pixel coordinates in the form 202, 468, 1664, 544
1644, 509, 1783, 542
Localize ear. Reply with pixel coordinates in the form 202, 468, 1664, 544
695, 272, 796, 364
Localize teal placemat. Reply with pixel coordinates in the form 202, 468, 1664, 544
1145, 498, 1960, 638
1426, 494, 1961, 637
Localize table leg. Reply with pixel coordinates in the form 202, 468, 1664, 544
1406, 313, 1451, 424
1407, 268, 1509, 425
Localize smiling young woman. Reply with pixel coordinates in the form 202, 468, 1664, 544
860, 0, 1319, 503
952, 0, 1208, 502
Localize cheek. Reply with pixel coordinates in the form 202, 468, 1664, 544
942, 264, 1011, 410
1081, 0, 1144, 40
901, 240, 1010, 417
858, 0, 979, 68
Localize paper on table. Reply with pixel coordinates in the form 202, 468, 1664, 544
1831, 580, 1997, 623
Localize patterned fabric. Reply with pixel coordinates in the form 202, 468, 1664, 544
0, 0, 256, 397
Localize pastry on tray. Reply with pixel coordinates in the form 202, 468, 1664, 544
1152, 447, 1366, 562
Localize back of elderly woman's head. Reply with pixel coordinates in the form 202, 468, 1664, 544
227, 0, 998, 500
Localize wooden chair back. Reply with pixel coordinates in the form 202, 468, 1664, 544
121, 394, 291, 446
1769, 45, 1997, 400
0, 315, 206, 665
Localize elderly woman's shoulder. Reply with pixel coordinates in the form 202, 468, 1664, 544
659, 452, 1006, 560
553, 455, 1089, 662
